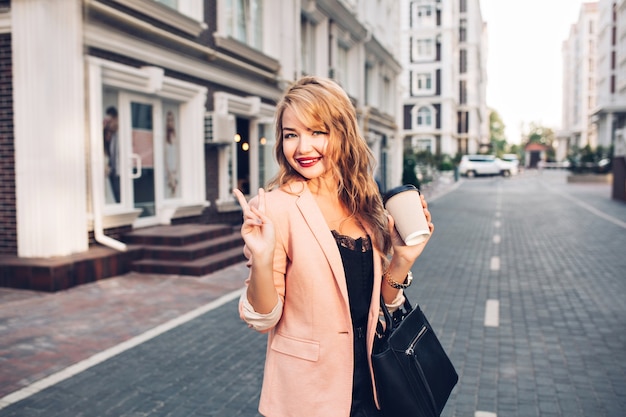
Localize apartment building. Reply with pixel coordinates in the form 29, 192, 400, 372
399, 0, 488, 157
593, 0, 626, 201
560, 2, 599, 158
0, 0, 403, 290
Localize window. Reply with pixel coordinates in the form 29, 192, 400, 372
212, 92, 277, 206
410, 1, 435, 28
416, 106, 432, 126
301, 15, 317, 76
411, 72, 432, 95
459, 80, 467, 104
411, 38, 434, 61
365, 64, 373, 105
337, 44, 349, 87
459, 18, 467, 42
459, 49, 467, 73
117, 0, 204, 35
457, 111, 468, 133
163, 102, 181, 199
382, 77, 391, 113
89, 58, 207, 226
459, 0, 467, 13
225, 0, 263, 50
416, 138, 433, 152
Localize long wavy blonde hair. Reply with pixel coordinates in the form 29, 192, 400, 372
268, 76, 391, 255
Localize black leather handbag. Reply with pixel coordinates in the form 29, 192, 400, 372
372, 295, 458, 417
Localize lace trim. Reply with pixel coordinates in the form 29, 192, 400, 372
331, 230, 372, 252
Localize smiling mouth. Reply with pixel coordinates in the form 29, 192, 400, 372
296, 157, 321, 167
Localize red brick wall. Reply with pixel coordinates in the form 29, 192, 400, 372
0, 34, 17, 255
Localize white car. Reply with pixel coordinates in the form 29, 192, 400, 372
500, 154, 520, 175
458, 155, 513, 177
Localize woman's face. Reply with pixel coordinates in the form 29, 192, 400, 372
281, 107, 330, 181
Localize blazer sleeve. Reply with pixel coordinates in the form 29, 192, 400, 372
238, 193, 289, 333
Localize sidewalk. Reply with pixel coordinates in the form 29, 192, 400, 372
0, 264, 250, 401
0, 171, 626, 417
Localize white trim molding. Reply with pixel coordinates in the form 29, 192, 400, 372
87, 57, 209, 228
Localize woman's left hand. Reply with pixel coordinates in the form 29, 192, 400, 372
387, 194, 434, 263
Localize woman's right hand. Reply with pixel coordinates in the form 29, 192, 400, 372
233, 188, 276, 263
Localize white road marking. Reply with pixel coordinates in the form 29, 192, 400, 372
493, 234, 501, 244
476, 412, 497, 417
0, 288, 246, 410
484, 299, 500, 328
490, 256, 500, 271
494, 220, 501, 228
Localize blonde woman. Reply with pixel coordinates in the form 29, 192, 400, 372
234, 76, 433, 417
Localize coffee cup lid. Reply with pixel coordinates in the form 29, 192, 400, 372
382, 184, 420, 205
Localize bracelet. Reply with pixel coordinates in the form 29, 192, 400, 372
384, 270, 413, 289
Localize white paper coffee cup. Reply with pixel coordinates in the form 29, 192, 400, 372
383, 184, 430, 246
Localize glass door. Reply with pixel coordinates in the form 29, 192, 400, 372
130, 100, 158, 222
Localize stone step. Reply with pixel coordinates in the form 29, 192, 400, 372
123, 224, 234, 246
131, 246, 246, 276
140, 232, 244, 261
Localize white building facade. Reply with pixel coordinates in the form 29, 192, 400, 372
0, 0, 404, 289
593, 0, 626, 201
399, 0, 489, 157
560, 2, 599, 158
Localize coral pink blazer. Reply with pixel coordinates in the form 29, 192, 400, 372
239, 182, 384, 417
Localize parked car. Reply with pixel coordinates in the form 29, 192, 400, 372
500, 154, 520, 175
458, 155, 513, 178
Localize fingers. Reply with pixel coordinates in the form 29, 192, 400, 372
258, 188, 265, 213
234, 188, 268, 227
233, 188, 249, 211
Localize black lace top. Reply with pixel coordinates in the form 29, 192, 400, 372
331, 230, 374, 328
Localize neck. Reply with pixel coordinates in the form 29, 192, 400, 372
307, 176, 338, 197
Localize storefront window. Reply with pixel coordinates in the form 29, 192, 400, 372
163, 102, 181, 199
103, 90, 120, 205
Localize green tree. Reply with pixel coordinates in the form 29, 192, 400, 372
489, 109, 507, 157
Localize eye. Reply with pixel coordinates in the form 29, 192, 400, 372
283, 132, 297, 139
312, 131, 328, 136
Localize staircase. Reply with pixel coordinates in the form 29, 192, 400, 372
125, 224, 246, 276
0, 224, 245, 292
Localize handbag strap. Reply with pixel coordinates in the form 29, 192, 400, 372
379, 293, 414, 333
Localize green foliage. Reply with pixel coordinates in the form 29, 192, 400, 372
489, 109, 507, 155
567, 144, 614, 166
402, 152, 421, 189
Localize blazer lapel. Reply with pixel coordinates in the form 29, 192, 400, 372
295, 185, 350, 305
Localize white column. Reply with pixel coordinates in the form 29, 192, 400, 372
12, 0, 88, 257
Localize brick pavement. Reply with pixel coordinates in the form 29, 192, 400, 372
0, 170, 625, 416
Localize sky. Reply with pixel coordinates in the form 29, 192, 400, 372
480, 0, 588, 144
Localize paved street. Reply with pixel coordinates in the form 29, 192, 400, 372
0, 170, 625, 417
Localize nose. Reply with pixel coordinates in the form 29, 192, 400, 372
296, 132, 314, 153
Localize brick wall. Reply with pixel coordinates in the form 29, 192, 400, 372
0, 34, 17, 255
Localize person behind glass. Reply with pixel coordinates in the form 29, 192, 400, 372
164, 110, 178, 198
233, 76, 433, 417
103, 106, 120, 202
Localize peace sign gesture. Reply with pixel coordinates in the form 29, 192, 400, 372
233, 188, 276, 264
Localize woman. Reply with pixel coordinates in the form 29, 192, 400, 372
233, 76, 433, 417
